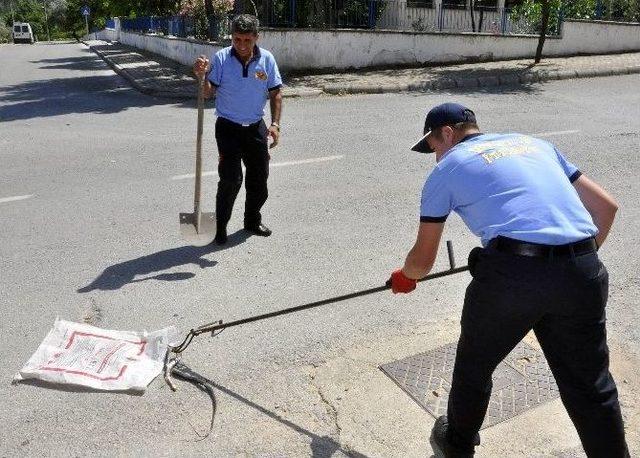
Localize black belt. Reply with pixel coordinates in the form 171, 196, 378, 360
488, 236, 598, 258
217, 117, 262, 128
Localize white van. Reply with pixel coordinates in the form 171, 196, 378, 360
13, 22, 35, 44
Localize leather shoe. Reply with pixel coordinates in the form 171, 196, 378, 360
214, 226, 227, 245
430, 416, 479, 457
244, 223, 272, 237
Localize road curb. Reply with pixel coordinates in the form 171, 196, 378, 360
83, 41, 156, 95
320, 66, 640, 95
85, 41, 640, 98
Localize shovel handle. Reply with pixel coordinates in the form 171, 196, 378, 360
194, 76, 206, 232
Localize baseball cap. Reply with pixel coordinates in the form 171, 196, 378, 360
410, 103, 477, 153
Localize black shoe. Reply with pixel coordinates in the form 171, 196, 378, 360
429, 416, 478, 458
214, 226, 227, 245
244, 223, 272, 237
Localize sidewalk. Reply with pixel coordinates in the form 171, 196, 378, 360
84, 39, 640, 98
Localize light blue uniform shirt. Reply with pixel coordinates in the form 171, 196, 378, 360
420, 133, 598, 246
208, 46, 282, 125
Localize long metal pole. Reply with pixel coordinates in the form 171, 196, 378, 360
85, 15, 89, 36
170, 241, 471, 354
192, 265, 470, 336
170, 263, 470, 353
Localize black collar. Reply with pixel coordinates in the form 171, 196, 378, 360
230, 45, 261, 62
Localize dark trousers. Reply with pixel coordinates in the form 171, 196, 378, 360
215, 117, 269, 229
447, 244, 629, 457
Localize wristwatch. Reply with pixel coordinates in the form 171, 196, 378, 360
270, 122, 280, 132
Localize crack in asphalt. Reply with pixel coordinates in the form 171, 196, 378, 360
309, 363, 343, 441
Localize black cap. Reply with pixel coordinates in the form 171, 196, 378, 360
411, 103, 477, 153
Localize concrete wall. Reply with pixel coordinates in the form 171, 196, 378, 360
546, 20, 640, 55
258, 29, 545, 70
106, 19, 640, 72
92, 28, 117, 41
120, 32, 220, 67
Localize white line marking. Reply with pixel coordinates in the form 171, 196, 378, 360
270, 155, 344, 168
171, 170, 218, 181
533, 130, 581, 137
171, 155, 343, 181
0, 194, 34, 204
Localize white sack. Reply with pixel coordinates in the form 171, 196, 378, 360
14, 319, 179, 392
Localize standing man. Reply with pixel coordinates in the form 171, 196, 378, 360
389, 103, 629, 457
193, 14, 282, 245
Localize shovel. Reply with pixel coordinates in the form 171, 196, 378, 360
180, 75, 216, 246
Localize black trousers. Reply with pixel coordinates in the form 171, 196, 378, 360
215, 117, 269, 229
447, 244, 629, 457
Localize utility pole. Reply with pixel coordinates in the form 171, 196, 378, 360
42, 0, 51, 41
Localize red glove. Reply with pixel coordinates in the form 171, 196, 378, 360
389, 269, 417, 294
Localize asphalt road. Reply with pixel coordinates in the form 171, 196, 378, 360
1, 42, 638, 456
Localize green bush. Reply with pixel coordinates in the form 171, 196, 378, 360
510, 0, 639, 35
0, 21, 11, 43
510, 0, 563, 33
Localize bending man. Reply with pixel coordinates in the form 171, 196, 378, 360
389, 102, 629, 457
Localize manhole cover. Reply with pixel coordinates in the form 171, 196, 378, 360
380, 341, 560, 429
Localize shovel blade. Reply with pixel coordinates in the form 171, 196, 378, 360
180, 212, 216, 246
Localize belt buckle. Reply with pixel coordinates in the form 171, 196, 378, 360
241, 123, 250, 127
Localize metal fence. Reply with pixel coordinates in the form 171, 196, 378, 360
375, 4, 559, 34
251, 0, 562, 34
117, 0, 568, 38
121, 15, 231, 40
122, 17, 170, 34
592, 0, 640, 22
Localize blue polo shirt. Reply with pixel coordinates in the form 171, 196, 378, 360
208, 46, 282, 125
419, 133, 598, 246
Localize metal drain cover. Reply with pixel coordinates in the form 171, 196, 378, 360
380, 341, 560, 429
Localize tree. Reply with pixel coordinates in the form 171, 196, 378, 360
534, 0, 550, 63
512, 0, 638, 64
510, 0, 562, 62
0, 22, 10, 42
2, 0, 46, 38
0, 0, 202, 38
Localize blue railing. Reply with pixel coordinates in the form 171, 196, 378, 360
121, 16, 170, 34
111, 0, 638, 39
112, 0, 571, 38
120, 15, 222, 40
592, 0, 639, 21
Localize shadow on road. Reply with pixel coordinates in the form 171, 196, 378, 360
178, 368, 368, 457
30, 55, 117, 71
0, 47, 200, 122
77, 230, 251, 293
